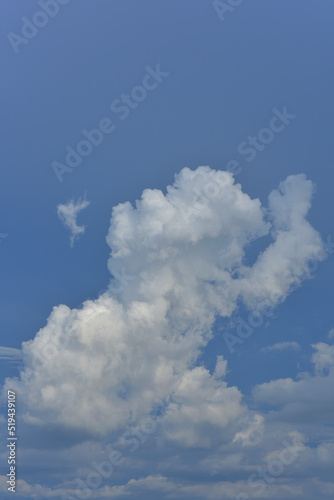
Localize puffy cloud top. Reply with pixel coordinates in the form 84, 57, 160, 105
4, 167, 324, 439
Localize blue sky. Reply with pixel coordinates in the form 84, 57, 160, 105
1, 1, 334, 499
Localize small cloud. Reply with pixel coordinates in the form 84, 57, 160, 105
57, 197, 90, 247
214, 355, 227, 378
0, 346, 22, 362
311, 342, 334, 374
328, 328, 334, 339
261, 341, 300, 353
233, 414, 264, 446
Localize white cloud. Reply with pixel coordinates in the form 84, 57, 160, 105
3, 167, 325, 447
162, 365, 245, 447
253, 342, 334, 424
235, 174, 324, 309
311, 342, 334, 374
233, 414, 264, 446
57, 197, 90, 247
1, 472, 331, 500
261, 341, 300, 353
328, 328, 334, 339
0, 346, 22, 361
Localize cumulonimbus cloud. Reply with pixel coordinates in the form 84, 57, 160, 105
3, 167, 325, 443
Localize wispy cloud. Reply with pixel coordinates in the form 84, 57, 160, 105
262, 341, 300, 353
0, 346, 22, 362
328, 328, 334, 339
57, 197, 90, 247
